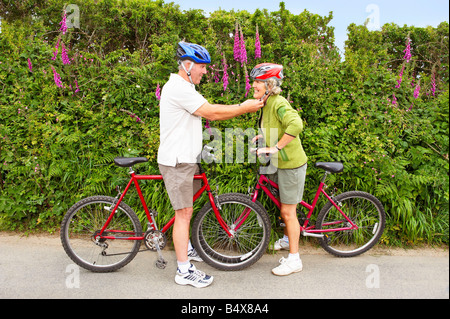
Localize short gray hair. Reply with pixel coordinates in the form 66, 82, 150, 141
266, 78, 282, 95
178, 59, 191, 70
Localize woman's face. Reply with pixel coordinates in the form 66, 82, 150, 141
252, 80, 266, 100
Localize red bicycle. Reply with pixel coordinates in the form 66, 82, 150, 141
246, 155, 386, 257
60, 147, 270, 272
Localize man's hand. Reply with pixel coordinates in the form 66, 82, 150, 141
195, 99, 264, 121
240, 99, 264, 113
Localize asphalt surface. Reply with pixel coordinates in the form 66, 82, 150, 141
0, 233, 448, 302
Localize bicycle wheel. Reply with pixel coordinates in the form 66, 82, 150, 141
60, 196, 142, 272
316, 191, 386, 257
192, 193, 271, 271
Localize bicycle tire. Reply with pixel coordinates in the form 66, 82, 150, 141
192, 193, 271, 271
60, 196, 142, 272
315, 191, 386, 257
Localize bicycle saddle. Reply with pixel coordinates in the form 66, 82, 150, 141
114, 157, 148, 167
315, 162, 344, 173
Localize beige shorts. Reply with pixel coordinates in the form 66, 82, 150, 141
158, 163, 201, 211
268, 164, 307, 205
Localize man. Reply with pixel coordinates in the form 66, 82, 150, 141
158, 42, 264, 288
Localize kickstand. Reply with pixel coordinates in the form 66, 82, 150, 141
153, 237, 167, 269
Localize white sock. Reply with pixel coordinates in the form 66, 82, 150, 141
288, 253, 300, 262
177, 261, 191, 274
283, 235, 289, 243
188, 240, 194, 251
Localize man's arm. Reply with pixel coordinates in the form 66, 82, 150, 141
194, 99, 264, 121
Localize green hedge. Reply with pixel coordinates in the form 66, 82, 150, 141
0, 0, 448, 245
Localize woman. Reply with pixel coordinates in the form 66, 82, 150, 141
250, 63, 308, 276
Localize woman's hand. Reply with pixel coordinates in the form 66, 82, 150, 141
251, 134, 264, 144
257, 146, 278, 156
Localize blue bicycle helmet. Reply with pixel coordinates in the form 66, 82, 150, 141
177, 42, 211, 64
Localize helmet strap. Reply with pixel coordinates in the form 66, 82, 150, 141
261, 82, 275, 104
260, 90, 271, 104
180, 60, 195, 84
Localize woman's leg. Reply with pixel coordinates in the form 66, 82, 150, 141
280, 203, 300, 254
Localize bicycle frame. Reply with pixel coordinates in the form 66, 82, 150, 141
98, 167, 233, 240
250, 173, 358, 234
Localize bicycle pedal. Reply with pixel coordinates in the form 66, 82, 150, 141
277, 217, 286, 228
156, 258, 167, 269
301, 231, 324, 238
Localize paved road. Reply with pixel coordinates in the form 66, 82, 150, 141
0, 233, 448, 302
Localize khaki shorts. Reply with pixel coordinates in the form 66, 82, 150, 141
158, 163, 201, 211
268, 164, 307, 205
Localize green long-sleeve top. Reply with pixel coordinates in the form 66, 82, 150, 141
259, 94, 308, 169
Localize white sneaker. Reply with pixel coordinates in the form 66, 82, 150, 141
187, 248, 203, 262
175, 264, 213, 288
271, 238, 290, 251
272, 257, 303, 276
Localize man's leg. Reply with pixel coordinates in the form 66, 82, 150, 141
173, 206, 214, 287
159, 163, 213, 287
173, 207, 193, 263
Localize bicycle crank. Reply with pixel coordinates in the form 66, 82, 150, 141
144, 230, 168, 269
144, 230, 167, 251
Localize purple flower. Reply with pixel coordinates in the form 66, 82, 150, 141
74, 80, 79, 93
392, 93, 397, 105
59, 11, 68, 35
240, 28, 247, 66
403, 39, 412, 62
155, 83, 161, 100
205, 119, 212, 135
413, 81, 421, 99
214, 71, 220, 83
234, 22, 241, 63
395, 64, 405, 88
431, 72, 436, 97
255, 25, 261, 59
245, 70, 251, 97
222, 61, 229, 91
61, 42, 70, 65
51, 66, 63, 88
52, 38, 60, 61
27, 58, 32, 72
127, 112, 141, 122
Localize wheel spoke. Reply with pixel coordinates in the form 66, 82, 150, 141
61, 196, 142, 272
192, 194, 270, 271
316, 192, 385, 257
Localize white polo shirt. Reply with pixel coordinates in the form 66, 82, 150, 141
157, 73, 207, 167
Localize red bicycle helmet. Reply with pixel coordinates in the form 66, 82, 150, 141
250, 63, 284, 82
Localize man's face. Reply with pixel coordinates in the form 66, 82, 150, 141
186, 61, 207, 85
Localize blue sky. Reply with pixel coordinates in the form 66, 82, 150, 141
170, 0, 449, 54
